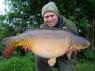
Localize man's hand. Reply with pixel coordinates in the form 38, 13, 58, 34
66, 47, 77, 60
48, 58, 56, 67
21, 46, 31, 52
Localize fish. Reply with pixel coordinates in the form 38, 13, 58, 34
1, 29, 90, 66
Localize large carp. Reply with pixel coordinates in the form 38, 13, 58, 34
2, 29, 90, 66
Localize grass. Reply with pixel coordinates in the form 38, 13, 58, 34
0, 53, 95, 71
0, 57, 35, 71
0, 52, 36, 71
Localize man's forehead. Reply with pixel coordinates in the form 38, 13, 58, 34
44, 11, 57, 16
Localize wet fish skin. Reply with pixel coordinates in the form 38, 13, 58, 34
2, 29, 90, 58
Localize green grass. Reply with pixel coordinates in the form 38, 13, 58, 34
0, 52, 36, 71
0, 54, 95, 71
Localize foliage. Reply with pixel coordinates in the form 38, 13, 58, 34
4, 0, 45, 33
0, 23, 15, 40
76, 59, 95, 71
83, 49, 95, 60
0, 14, 15, 39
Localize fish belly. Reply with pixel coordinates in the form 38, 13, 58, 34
31, 38, 70, 58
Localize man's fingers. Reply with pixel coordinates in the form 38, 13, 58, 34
21, 46, 31, 52
48, 58, 56, 67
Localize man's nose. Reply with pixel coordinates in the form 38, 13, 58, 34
48, 16, 53, 20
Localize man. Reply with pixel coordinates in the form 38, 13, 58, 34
22, 1, 78, 71
35, 2, 78, 71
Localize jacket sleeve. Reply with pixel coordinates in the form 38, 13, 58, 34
40, 24, 44, 28
63, 16, 78, 34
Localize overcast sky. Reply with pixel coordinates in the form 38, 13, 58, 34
0, 0, 5, 15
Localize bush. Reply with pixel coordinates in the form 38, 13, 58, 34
83, 49, 95, 60
76, 59, 95, 71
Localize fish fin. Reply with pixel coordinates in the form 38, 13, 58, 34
3, 46, 16, 58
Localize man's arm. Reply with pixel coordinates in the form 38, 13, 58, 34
63, 16, 78, 34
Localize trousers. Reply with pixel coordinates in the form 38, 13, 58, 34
35, 55, 76, 71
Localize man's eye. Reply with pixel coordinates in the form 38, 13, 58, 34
44, 16, 49, 19
50, 15, 54, 17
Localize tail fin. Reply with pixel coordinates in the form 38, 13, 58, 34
2, 37, 14, 47
2, 37, 17, 58
3, 46, 16, 58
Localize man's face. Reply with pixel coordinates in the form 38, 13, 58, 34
43, 12, 58, 27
